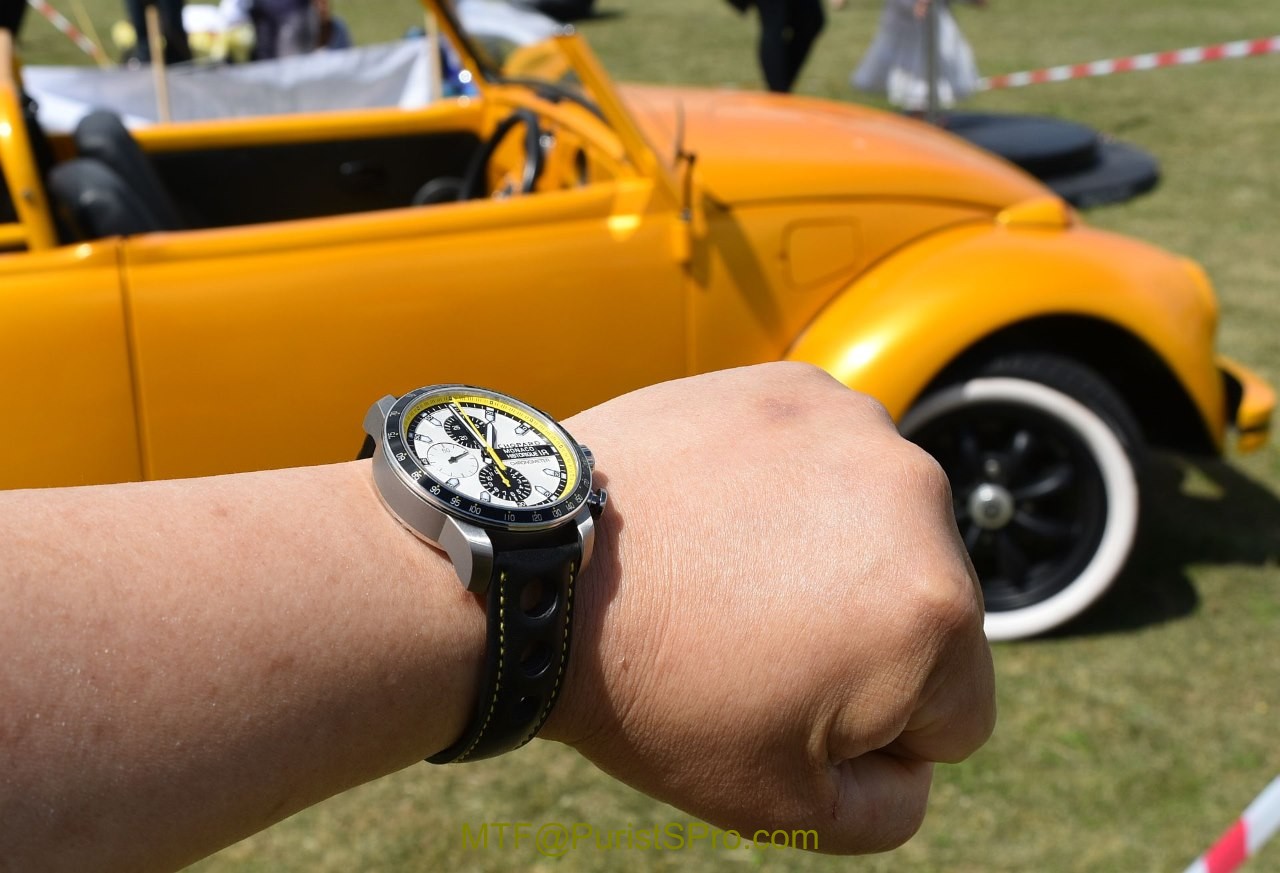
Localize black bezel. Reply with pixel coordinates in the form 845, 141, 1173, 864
381, 385, 592, 530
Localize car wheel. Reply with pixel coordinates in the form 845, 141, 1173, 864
899, 354, 1142, 640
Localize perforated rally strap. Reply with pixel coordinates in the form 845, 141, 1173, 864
427, 538, 579, 763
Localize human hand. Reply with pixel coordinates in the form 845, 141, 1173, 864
914, 0, 933, 18
831, 0, 848, 11
542, 363, 995, 854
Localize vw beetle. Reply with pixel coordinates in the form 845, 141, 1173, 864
0, 2, 1270, 639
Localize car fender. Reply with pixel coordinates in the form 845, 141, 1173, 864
785, 219, 1225, 442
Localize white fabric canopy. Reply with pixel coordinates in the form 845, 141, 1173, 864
24, 0, 561, 132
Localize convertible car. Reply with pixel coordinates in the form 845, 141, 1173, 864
0, 2, 1271, 639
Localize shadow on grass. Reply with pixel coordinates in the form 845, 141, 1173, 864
1053, 452, 1280, 638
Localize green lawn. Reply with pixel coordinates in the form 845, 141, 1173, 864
18, 1, 1280, 870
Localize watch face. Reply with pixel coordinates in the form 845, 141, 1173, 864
383, 385, 591, 529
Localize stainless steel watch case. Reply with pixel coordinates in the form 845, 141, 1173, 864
364, 391, 606, 594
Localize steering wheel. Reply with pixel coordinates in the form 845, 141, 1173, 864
461, 108, 546, 200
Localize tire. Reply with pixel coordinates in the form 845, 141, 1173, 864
899, 354, 1143, 640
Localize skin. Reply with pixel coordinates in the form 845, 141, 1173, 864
0, 363, 994, 871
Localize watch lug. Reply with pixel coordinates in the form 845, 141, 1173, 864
574, 505, 598, 572
440, 516, 495, 594
364, 394, 399, 438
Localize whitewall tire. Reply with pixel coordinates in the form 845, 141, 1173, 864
900, 356, 1142, 640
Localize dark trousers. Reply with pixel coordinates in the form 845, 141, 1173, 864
125, 0, 192, 64
0, 0, 27, 37
754, 0, 825, 93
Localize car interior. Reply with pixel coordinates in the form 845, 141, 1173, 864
0, 18, 629, 252
47, 108, 487, 237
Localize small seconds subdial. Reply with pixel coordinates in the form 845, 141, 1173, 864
480, 463, 531, 502
424, 442, 479, 480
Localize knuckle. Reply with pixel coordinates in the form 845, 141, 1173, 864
914, 566, 984, 641
763, 359, 831, 385
899, 442, 953, 505
848, 390, 894, 427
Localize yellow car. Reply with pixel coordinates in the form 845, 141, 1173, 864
0, 4, 1271, 639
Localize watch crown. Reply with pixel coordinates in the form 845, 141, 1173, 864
587, 487, 607, 519
580, 444, 596, 470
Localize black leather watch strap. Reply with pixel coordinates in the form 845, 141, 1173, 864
427, 535, 579, 763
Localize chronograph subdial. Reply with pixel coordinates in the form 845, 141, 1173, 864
480, 463, 531, 503
444, 413, 486, 449
423, 442, 479, 481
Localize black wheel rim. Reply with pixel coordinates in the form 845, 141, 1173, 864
908, 400, 1109, 612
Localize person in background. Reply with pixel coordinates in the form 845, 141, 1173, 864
251, 0, 350, 60
125, 0, 193, 64
730, 0, 835, 93
0, 0, 27, 40
849, 0, 985, 111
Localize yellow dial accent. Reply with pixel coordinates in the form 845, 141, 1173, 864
402, 390, 580, 501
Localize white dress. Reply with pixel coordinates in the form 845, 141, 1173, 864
852, 0, 980, 110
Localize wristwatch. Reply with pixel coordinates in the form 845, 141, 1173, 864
362, 385, 606, 763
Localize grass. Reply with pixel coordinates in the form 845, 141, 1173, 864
17, 1, 1280, 870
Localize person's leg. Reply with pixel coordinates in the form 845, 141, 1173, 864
124, 0, 151, 62
783, 0, 826, 91
754, 0, 791, 92
0, 0, 29, 38
250, 7, 279, 60
159, 0, 191, 64
276, 6, 320, 56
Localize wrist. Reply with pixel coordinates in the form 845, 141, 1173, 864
534, 449, 670, 756
346, 460, 488, 762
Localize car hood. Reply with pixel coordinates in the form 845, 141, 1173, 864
619, 84, 1048, 209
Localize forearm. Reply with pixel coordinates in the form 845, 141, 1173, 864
0, 364, 995, 867
0, 461, 484, 872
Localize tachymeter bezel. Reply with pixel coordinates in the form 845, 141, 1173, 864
381, 385, 591, 530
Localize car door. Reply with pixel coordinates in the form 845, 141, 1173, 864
120, 176, 685, 481
0, 242, 142, 488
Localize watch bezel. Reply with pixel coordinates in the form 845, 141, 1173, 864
380, 384, 593, 532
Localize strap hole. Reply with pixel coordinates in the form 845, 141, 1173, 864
519, 641, 552, 678
519, 577, 558, 619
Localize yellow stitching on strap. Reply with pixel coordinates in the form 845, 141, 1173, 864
458, 571, 507, 761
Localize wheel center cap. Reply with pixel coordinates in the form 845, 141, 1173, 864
969, 483, 1016, 530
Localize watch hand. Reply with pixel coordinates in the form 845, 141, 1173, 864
451, 402, 511, 486
448, 451, 468, 464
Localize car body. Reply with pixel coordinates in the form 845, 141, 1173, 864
0, 4, 1271, 638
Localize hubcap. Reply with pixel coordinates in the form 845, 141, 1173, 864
969, 483, 1015, 530
906, 400, 1107, 612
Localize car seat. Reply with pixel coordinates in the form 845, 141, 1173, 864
48, 158, 172, 239
72, 109, 185, 231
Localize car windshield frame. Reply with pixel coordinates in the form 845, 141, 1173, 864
434, 0, 568, 89
425, 0, 682, 203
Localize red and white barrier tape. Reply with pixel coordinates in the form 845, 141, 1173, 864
25, 0, 109, 66
1183, 776, 1280, 873
979, 35, 1280, 91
